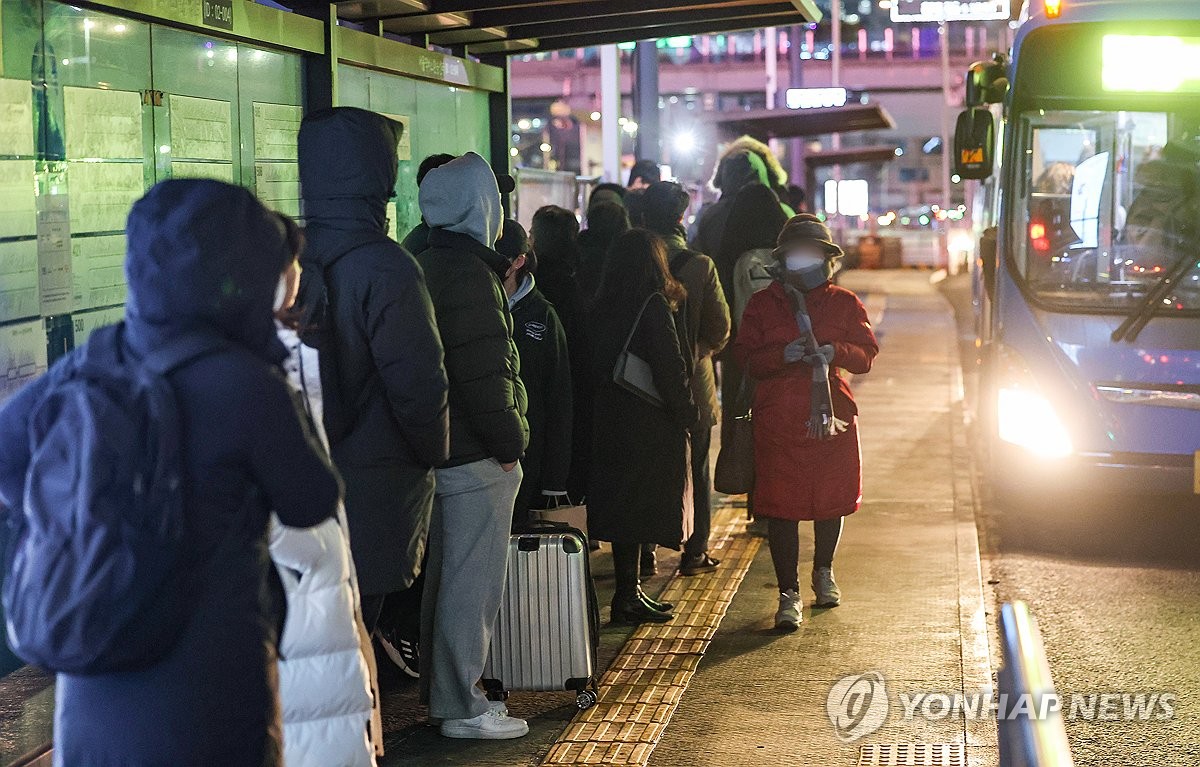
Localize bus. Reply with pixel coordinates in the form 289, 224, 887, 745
955, 0, 1200, 502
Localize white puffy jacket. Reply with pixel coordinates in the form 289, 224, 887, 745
272, 327, 382, 767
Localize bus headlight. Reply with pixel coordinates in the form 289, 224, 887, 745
997, 387, 1073, 459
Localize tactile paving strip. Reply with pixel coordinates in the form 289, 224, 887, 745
857, 743, 967, 766
542, 509, 762, 765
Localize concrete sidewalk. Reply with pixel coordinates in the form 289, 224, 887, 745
648, 270, 996, 766
376, 270, 994, 767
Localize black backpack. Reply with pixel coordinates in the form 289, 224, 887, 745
4, 325, 225, 673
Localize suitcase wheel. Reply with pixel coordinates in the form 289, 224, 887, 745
575, 690, 598, 710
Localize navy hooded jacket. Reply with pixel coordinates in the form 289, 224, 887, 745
297, 107, 449, 595
0, 179, 340, 766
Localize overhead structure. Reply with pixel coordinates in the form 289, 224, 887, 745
804, 145, 901, 169
707, 104, 897, 142
296, 0, 823, 55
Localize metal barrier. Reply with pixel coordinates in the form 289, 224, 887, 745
513, 168, 581, 230
997, 601, 1074, 767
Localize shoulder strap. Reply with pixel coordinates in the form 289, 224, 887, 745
78, 324, 225, 377
619, 293, 660, 354
140, 331, 229, 376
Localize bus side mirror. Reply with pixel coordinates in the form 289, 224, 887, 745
955, 108, 995, 181
966, 58, 1009, 106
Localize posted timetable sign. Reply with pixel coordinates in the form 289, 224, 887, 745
891, 0, 1009, 22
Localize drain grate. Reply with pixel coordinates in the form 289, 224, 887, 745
857, 743, 966, 766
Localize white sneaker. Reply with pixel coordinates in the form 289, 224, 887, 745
429, 700, 506, 727
812, 567, 841, 608
775, 589, 803, 631
440, 708, 529, 740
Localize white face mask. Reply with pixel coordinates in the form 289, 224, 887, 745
273, 274, 290, 313
785, 251, 826, 272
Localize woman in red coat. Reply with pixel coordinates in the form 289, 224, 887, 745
734, 214, 878, 631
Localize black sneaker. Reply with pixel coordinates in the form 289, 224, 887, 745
679, 552, 720, 576
376, 628, 420, 679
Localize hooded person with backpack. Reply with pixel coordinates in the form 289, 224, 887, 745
0, 179, 341, 765
690, 148, 770, 275
296, 107, 450, 679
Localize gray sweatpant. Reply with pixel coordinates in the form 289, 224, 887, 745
420, 458, 522, 720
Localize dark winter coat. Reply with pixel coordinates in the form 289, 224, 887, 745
509, 276, 573, 516
0, 180, 340, 766
416, 153, 529, 466
401, 221, 430, 256
588, 293, 697, 547
576, 228, 614, 302
734, 281, 879, 521
535, 252, 595, 503
297, 107, 449, 596
658, 227, 731, 431
690, 150, 769, 266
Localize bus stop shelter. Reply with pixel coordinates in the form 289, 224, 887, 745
705, 103, 897, 142
315, 0, 824, 54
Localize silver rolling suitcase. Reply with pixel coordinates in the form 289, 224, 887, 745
482, 522, 600, 710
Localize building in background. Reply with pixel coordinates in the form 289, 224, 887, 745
509, 1, 1017, 220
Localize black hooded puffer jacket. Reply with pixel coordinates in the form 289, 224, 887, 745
297, 107, 449, 595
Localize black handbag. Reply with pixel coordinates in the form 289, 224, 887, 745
612, 293, 665, 408
713, 379, 755, 495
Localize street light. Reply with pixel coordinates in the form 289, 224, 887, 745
673, 131, 696, 153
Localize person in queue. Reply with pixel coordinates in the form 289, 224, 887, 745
529, 205, 584, 345
627, 158, 661, 190
271, 214, 379, 767
587, 181, 626, 210
717, 184, 792, 500
721, 135, 793, 216
0, 179, 341, 765
734, 214, 878, 631
529, 205, 591, 505
643, 181, 731, 578
297, 108, 450, 683
690, 149, 769, 273
497, 219, 574, 528
577, 199, 631, 302
589, 229, 697, 624
721, 183, 792, 328
414, 152, 530, 740
401, 153, 456, 256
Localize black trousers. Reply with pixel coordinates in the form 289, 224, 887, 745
361, 569, 425, 637
611, 541, 641, 601
683, 424, 713, 557
767, 517, 844, 592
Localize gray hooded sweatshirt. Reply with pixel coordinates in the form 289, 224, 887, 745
418, 152, 503, 248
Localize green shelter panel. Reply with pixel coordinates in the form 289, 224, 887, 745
337, 63, 493, 245
150, 25, 240, 186
42, 3, 153, 319
237, 45, 304, 219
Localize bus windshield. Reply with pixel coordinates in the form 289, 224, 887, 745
1014, 108, 1200, 313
